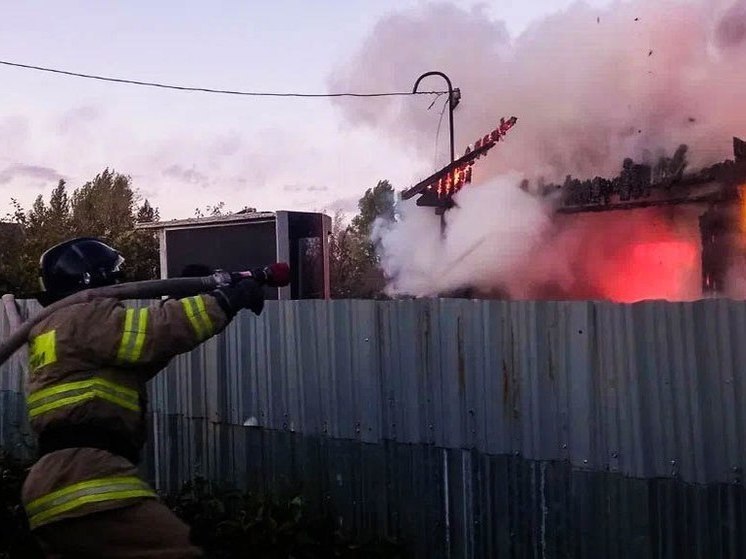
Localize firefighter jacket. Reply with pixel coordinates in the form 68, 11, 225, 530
21, 294, 231, 530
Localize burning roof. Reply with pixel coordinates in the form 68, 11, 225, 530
547, 137, 746, 214
401, 117, 518, 213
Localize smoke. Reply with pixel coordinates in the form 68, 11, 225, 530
331, 0, 746, 300
373, 174, 550, 296
716, 0, 746, 48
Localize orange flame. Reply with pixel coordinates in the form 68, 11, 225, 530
436, 162, 474, 199
600, 241, 699, 302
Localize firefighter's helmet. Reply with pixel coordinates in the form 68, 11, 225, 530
39, 237, 125, 303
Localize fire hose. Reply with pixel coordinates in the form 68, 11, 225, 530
0, 262, 290, 368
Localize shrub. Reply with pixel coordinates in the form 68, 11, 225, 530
163, 477, 407, 558
0, 453, 406, 558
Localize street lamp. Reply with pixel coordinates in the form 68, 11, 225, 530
412, 71, 460, 234
412, 71, 460, 165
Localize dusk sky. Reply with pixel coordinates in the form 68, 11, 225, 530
0, 0, 612, 220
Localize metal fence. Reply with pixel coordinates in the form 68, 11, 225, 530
2, 298, 746, 557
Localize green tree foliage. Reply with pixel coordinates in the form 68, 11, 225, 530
350, 180, 396, 238
125, 199, 161, 282
329, 180, 395, 299
0, 223, 25, 294
328, 211, 359, 299
2, 170, 160, 295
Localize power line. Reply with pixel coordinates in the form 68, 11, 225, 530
0, 59, 447, 98
433, 96, 449, 169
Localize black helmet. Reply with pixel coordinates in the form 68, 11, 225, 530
39, 237, 125, 303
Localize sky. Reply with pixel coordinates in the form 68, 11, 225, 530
0, 0, 613, 220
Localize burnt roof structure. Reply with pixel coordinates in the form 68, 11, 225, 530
548, 137, 746, 214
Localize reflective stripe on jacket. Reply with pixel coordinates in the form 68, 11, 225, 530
27, 377, 140, 419
26, 475, 156, 530
22, 294, 231, 529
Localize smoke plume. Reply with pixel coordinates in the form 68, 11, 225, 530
331, 0, 746, 301
373, 174, 550, 296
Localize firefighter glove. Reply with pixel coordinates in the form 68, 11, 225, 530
212, 278, 265, 317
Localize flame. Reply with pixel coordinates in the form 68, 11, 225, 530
437, 163, 474, 199
431, 116, 517, 201
525, 211, 703, 303
600, 240, 699, 302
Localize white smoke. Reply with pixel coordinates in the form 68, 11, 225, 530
373, 174, 551, 296
331, 0, 746, 299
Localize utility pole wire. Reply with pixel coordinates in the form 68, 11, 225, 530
433, 95, 450, 170
0, 59, 447, 98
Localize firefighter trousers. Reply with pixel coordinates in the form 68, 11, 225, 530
33, 499, 202, 558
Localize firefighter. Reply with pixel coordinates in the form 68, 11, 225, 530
22, 237, 264, 557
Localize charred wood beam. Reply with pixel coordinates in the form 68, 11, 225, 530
556, 192, 736, 214
556, 138, 746, 213
401, 141, 496, 200
735, 136, 746, 163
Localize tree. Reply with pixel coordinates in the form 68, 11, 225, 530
328, 211, 358, 298
70, 169, 137, 239
0, 222, 25, 294
124, 199, 161, 282
6, 181, 76, 293
350, 180, 396, 238
136, 200, 158, 223
329, 180, 396, 299
4, 170, 161, 295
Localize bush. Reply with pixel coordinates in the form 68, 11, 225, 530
0, 454, 406, 558
163, 477, 406, 558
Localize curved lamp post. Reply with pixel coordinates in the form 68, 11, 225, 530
412, 72, 460, 233
412, 71, 460, 165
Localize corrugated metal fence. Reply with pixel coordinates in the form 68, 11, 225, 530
2, 298, 745, 557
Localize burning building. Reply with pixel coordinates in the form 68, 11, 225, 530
532, 137, 746, 301
375, 137, 746, 303
329, 0, 746, 304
